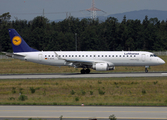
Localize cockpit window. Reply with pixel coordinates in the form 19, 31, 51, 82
150, 54, 157, 57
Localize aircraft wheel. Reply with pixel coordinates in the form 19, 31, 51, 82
145, 68, 148, 73
81, 69, 85, 74
85, 69, 90, 74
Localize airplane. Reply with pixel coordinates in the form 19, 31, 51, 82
6, 28, 165, 74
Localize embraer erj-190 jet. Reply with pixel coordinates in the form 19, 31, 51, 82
7, 29, 165, 74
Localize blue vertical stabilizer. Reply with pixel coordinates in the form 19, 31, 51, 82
8, 29, 39, 53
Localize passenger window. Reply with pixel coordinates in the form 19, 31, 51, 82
116, 55, 118, 57
127, 55, 128, 57
102, 55, 103, 57
75, 55, 77, 57
82, 55, 84, 57
123, 55, 125, 57
45, 55, 47, 57
105, 55, 107, 57
90, 55, 92, 57
59, 55, 61, 57
130, 55, 132, 57
94, 55, 96, 57
48, 55, 50, 57
72, 55, 74, 57
109, 55, 111, 57
98, 55, 100, 57
86, 55, 88, 57
134, 55, 136, 57
79, 55, 81, 57
52, 55, 54, 57
62, 55, 64, 57
112, 55, 114, 57
69, 55, 71, 57
65, 55, 67, 57
119, 55, 121, 57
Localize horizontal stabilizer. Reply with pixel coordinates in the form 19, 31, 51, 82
3, 52, 25, 58
2, 52, 13, 57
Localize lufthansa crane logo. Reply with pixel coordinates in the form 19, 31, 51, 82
12, 36, 22, 46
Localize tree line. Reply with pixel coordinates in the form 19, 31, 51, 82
1, 12, 167, 52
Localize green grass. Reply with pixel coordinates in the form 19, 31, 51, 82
0, 77, 167, 106
0, 56, 167, 105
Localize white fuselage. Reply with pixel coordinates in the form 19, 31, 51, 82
13, 51, 165, 68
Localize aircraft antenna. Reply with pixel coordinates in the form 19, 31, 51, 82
43, 9, 45, 17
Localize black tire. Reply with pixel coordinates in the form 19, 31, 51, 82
85, 69, 90, 74
81, 69, 85, 74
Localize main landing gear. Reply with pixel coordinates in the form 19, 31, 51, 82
80, 68, 90, 74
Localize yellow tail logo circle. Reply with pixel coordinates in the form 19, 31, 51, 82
12, 36, 22, 46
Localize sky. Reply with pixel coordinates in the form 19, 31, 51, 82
1, 0, 167, 21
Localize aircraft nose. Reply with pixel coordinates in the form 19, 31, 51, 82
159, 58, 165, 64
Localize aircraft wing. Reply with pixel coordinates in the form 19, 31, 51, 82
64, 59, 114, 67
65, 59, 94, 66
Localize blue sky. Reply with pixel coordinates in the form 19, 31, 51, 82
1, 0, 167, 21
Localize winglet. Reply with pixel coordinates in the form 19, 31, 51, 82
8, 29, 39, 53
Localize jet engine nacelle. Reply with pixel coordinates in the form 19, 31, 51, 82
92, 63, 115, 71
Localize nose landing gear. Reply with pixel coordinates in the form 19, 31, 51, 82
145, 66, 149, 73
145, 68, 148, 73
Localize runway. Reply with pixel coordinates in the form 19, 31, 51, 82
0, 106, 167, 120
0, 72, 167, 79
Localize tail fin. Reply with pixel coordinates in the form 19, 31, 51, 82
8, 29, 38, 53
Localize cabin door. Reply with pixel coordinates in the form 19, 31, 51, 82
38, 54, 42, 61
